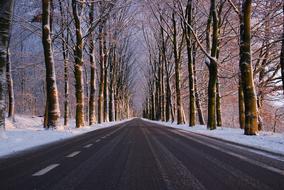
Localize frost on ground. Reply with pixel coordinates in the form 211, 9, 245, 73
143, 119, 284, 155
0, 115, 130, 157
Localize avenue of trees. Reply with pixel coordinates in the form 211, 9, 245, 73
0, 0, 137, 129
141, 0, 284, 135
0, 0, 283, 135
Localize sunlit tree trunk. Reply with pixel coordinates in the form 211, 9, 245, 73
72, 0, 85, 128
42, 0, 60, 129
240, 0, 258, 135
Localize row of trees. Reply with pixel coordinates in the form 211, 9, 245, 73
142, 0, 284, 135
0, 0, 136, 129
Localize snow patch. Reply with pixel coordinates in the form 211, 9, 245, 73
0, 115, 131, 157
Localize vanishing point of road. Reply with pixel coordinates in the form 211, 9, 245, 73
0, 118, 284, 190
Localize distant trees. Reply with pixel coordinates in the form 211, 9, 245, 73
0, 0, 14, 129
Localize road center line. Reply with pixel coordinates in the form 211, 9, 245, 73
66, 151, 81, 158
84, 144, 93, 148
96, 139, 101, 143
32, 164, 60, 176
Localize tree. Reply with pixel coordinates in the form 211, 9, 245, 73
240, 0, 258, 135
88, 1, 96, 125
42, 0, 60, 129
72, 0, 85, 128
0, 0, 14, 129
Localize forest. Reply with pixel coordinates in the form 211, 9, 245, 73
0, 0, 283, 135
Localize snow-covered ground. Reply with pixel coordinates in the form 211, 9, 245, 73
143, 119, 284, 155
0, 115, 130, 157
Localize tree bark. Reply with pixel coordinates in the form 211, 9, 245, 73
240, 0, 258, 135
42, 0, 60, 128
72, 0, 85, 128
6, 47, 15, 121
98, 25, 104, 124
207, 0, 218, 130
59, 0, 69, 126
186, 0, 196, 126
88, 2, 96, 125
281, 4, 284, 94
172, 11, 183, 124
238, 75, 245, 129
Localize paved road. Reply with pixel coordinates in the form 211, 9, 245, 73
0, 118, 284, 190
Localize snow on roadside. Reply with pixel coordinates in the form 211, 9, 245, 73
143, 119, 284, 155
0, 115, 131, 157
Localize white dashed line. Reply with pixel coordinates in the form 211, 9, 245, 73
96, 139, 101, 143
66, 151, 81, 158
84, 144, 93, 148
32, 164, 60, 176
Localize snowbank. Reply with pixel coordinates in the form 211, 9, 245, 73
143, 119, 284, 155
0, 115, 131, 157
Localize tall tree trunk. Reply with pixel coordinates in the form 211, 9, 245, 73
207, 0, 218, 130
281, 4, 284, 93
103, 27, 108, 122
240, 0, 258, 135
97, 25, 104, 124
59, 0, 69, 126
72, 0, 85, 128
6, 47, 15, 120
42, 0, 60, 128
172, 11, 183, 124
108, 47, 115, 122
193, 44, 205, 125
88, 2, 96, 125
186, 0, 196, 126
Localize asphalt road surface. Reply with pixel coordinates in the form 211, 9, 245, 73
0, 118, 284, 190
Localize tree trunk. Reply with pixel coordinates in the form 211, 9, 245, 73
193, 44, 205, 125
103, 27, 108, 122
240, 0, 258, 135
207, 0, 218, 130
59, 0, 69, 126
172, 11, 183, 124
186, 0, 196, 126
42, 0, 60, 128
281, 4, 284, 94
72, 0, 85, 128
108, 47, 115, 122
238, 76, 245, 129
97, 25, 104, 124
6, 48, 15, 120
216, 77, 222, 126
88, 2, 96, 125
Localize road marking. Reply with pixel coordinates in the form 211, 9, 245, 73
84, 144, 93, 148
32, 164, 60, 176
101, 136, 106, 139
66, 151, 81, 158
96, 139, 101, 143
